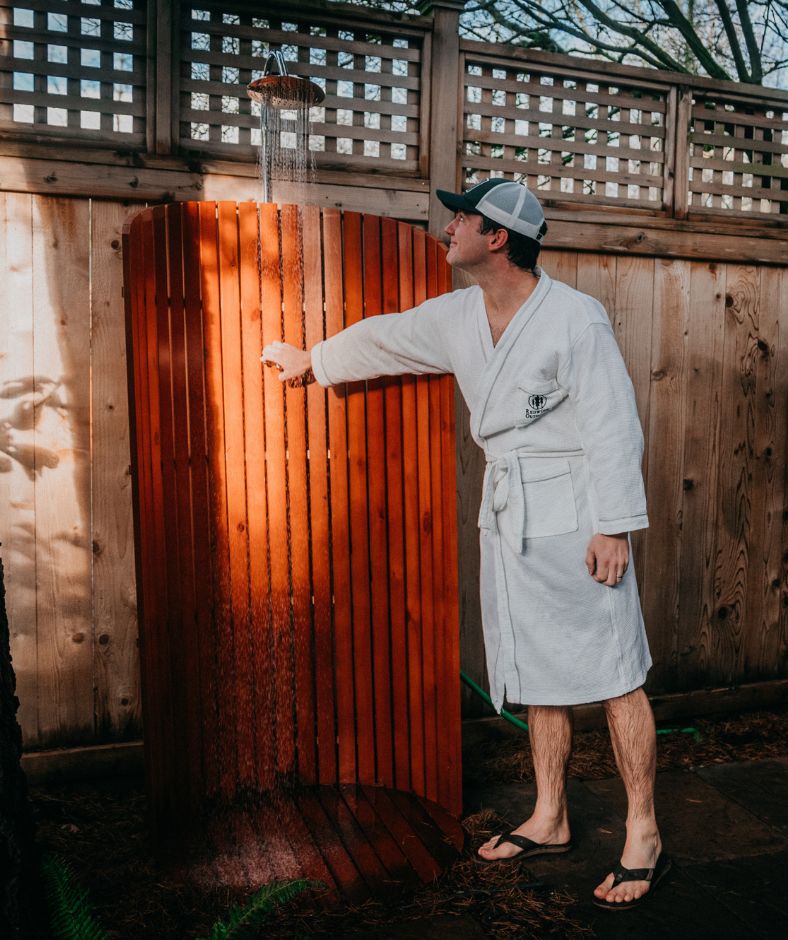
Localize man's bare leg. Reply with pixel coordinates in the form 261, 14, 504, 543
478, 705, 572, 860
594, 687, 662, 903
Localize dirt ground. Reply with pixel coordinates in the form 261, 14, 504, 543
30, 707, 788, 939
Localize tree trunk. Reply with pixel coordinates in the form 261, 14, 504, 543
0, 553, 45, 939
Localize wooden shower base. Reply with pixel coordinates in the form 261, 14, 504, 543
170, 785, 465, 902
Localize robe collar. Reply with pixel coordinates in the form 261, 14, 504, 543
471, 269, 554, 445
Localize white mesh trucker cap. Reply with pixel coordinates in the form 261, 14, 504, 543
436, 179, 547, 242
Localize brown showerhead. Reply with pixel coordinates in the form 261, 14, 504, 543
247, 75, 325, 108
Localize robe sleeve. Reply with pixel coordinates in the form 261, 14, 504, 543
560, 322, 649, 534
310, 295, 453, 387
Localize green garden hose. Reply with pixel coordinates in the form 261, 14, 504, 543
460, 670, 698, 737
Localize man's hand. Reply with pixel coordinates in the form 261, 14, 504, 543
261, 341, 314, 386
585, 533, 629, 587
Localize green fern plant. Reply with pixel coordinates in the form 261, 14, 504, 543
203, 879, 322, 940
40, 853, 108, 940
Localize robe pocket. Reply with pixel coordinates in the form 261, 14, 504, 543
515, 379, 567, 427
518, 458, 578, 539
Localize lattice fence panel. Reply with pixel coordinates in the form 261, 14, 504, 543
688, 93, 788, 219
461, 54, 669, 212
180, 1, 426, 171
0, 0, 146, 144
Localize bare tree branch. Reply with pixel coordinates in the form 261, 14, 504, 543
657, 1, 734, 79
715, 0, 751, 80
735, 0, 764, 81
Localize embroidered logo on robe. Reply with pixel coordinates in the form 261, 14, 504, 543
525, 393, 547, 419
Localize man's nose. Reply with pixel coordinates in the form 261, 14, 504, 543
445, 218, 456, 235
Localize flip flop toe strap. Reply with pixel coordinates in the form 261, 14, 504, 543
611, 863, 655, 886
494, 833, 538, 852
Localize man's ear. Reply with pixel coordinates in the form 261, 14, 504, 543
488, 227, 509, 252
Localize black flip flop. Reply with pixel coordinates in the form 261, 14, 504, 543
476, 832, 573, 864
592, 852, 672, 910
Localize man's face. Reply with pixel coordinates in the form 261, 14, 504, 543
444, 211, 490, 271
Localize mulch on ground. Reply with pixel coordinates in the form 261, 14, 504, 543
30, 707, 788, 939
468, 707, 788, 786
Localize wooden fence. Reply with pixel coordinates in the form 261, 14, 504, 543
1, 0, 787, 750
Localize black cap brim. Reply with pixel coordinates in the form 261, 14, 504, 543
436, 189, 474, 212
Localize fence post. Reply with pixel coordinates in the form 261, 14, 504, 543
148, 0, 178, 155
422, 1, 464, 238
671, 85, 692, 219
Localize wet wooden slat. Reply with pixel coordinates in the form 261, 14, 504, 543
417, 232, 439, 804
303, 204, 337, 787
297, 791, 369, 903
360, 785, 441, 884
199, 201, 238, 798
343, 210, 376, 785
181, 202, 219, 799
339, 785, 419, 890
387, 222, 410, 794
217, 201, 255, 789
402, 227, 426, 798
316, 787, 393, 895
238, 201, 274, 791
364, 215, 394, 789
164, 203, 203, 814
322, 207, 355, 785
281, 204, 317, 785
137, 208, 175, 828
259, 203, 294, 777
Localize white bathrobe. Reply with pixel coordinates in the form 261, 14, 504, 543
310, 270, 652, 709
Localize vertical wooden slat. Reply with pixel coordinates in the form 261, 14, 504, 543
281, 204, 316, 785
181, 202, 218, 797
416, 235, 438, 804
714, 264, 759, 683
438, 250, 463, 817
238, 201, 273, 790
343, 211, 375, 785
216, 201, 254, 788
151, 205, 185, 810
91, 201, 140, 740
31, 197, 93, 745
426, 239, 445, 807
303, 205, 336, 786
0, 193, 38, 742
365, 215, 394, 788
163, 203, 201, 809
387, 223, 411, 792
403, 228, 425, 797
199, 201, 237, 797
543, 249, 578, 288
323, 208, 355, 784
610, 255, 655, 591
259, 203, 294, 778
139, 207, 174, 824
675, 261, 725, 688
641, 259, 690, 690
742, 264, 784, 676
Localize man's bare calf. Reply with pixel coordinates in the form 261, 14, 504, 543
478, 688, 662, 907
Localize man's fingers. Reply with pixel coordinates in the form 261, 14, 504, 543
585, 548, 596, 575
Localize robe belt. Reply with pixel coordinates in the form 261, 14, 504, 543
478, 452, 526, 556
478, 452, 526, 712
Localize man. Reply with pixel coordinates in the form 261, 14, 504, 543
262, 178, 669, 909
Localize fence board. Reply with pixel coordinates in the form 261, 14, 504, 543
741, 265, 786, 676
30, 196, 93, 745
90, 201, 140, 740
713, 264, 760, 683
0, 192, 38, 740
641, 260, 690, 689
674, 262, 726, 688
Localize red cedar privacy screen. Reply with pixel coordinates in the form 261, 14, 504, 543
123, 202, 462, 839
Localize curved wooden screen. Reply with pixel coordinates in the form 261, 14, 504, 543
123, 203, 462, 840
